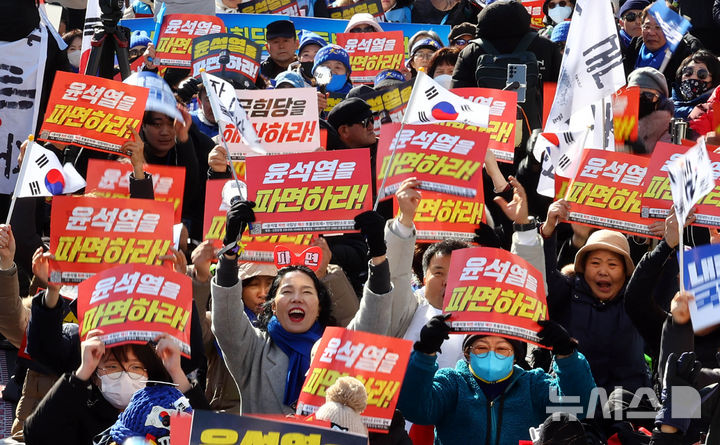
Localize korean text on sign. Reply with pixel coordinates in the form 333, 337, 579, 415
78, 264, 192, 357
442, 247, 548, 346
682, 244, 720, 332
566, 149, 656, 237
39, 72, 148, 155
336, 31, 405, 84
297, 327, 412, 432
246, 149, 373, 235
376, 122, 489, 200
50, 196, 174, 284
447, 88, 518, 163
203, 179, 313, 260
400, 191, 485, 243
328, 0, 383, 19
155, 14, 225, 67
85, 159, 186, 223
239, 0, 301, 15
191, 33, 262, 87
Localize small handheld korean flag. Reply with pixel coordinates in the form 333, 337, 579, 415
200, 71, 265, 154
14, 140, 85, 198
403, 71, 490, 127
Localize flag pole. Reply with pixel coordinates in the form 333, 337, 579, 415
6, 135, 35, 225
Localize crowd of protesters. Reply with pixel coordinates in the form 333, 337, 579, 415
2, 0, 720, 444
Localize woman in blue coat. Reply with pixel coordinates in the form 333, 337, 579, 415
397, 315, 596, 445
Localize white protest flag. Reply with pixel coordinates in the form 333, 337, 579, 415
403, 71, 490, 127
545, 0, 626, 132
668, 138, 716, 230
14, 141, 85, 198
200, 71, 265, 154
79, 0, 101, 73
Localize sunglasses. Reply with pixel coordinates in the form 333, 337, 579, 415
355, 116, 374, 128
682, 66, 710, 80
622, 11, 640, 22
452, 38, 469, 46
349, 26, 377, 33
640, 91, 660, 102
547, 0, 568, 9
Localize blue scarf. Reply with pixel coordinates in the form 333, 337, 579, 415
267, 315, 324, 407
636, 43, 669, 70
619, 29, 632, 48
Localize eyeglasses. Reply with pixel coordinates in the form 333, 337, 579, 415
413, 51, 435, 60
641, 23, 662, 32
452, 38, 469, 46
622, 11, 640, 22
547, 0, 568, 9
682, 66, 710, 80
640, 91, 660, 102
355, 116, 374, 128
469, 345, 514, 356
97, 364, 147, 380
349, 26, 377, 33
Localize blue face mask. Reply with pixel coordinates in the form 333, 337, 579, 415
469, 352, 514, 383
326, 73, 347, 92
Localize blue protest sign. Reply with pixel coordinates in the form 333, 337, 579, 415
682, 243, 720, 331
648, 0, 691, 53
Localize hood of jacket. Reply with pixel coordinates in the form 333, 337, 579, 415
476, 0, 531, 40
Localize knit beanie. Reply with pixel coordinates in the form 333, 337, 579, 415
130, 30, 151, 49
627, 67, 670, 98
315, 376, 368, 437
312, 44, 351, 76
550, 21, 571, 43
298, 30, 327, 54
110, 385, 193, 445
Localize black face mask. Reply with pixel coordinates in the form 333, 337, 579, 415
300, 61, 314, 78
638, 94, 659, 118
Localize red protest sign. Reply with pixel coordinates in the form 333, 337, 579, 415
155, 14, 225, 67
395, 191, 485, 243
39, 72, 148, 155
522, 0, 546, 29
202, 179, 314, 261
239, 0, 302, 15
50, 196, 174, 284
226, 88, 320, 156
542, 82, 557, 128
442, 247, 548, 347
328, 0, 383, 18
246, 149, 373, 235
78, 264, 192, 357
85, 159, 186, 223
336, 32, 404, 84
376, 122, 489, 200
642, 142, 720, 227
297, 327, 412, 432
613, 86, 639, 144
447, 88, 518, 163
191, 33, 262, 88
566, 149, 656, 237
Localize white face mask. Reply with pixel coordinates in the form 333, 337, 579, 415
98, 372, 147, 409
67, 50, 81, 68
548, 5, 572, 24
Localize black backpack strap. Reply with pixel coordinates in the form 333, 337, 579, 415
473, 36, 500, 55
514, 32, 538, 53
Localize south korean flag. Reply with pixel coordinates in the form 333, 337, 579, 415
402, 71, 490, 128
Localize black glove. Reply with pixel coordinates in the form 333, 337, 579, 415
655, 352, 702, 433
354, 211, 387, 257
223, 200, 256, 246
537, 319, 577, 356
473, 223, 502, 248
414, 314, 451, 355
176, 77, 200, 103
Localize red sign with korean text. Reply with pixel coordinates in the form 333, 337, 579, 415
376, 123, 489, 200
395, 191, 485, 243
566, 149, 656, 237
642, 142, 720, 227
78, 264, 192, 357
336, 32, 404, 84
328, 0, 383, 19
49, 196, 174, 284
85, 159, 186, 223
246, 149, 372, 235
442, 247, 548, 347
613, 86, 640, 144
238, 0, 302, 16
39, 72, 148, 155
226, 88, 320, 156
297, 327, 412, 432
155, 14, 226, 67
522, 0, 546, 29
447, 88, 518, 163
203, 179, 314, 261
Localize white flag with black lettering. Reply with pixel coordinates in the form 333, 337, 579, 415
14, 141, 85, 198
545, 0, 626, 132
668, 138, 716, 229
403, 71, 490, 127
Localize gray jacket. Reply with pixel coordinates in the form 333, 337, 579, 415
211, 276, 393, 415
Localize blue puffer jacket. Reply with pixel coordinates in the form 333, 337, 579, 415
397, 350, 596, 445
671, 87, 713, 120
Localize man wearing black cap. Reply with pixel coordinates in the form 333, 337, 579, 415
260, 19, 299, 80
327, 97, 377, 150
